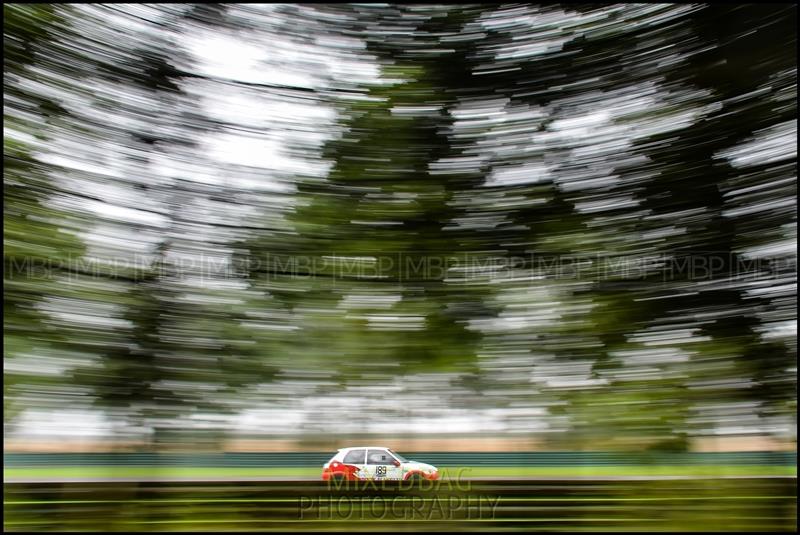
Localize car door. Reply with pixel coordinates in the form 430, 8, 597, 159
365, 448, 403, 480
341, 448, 367, 480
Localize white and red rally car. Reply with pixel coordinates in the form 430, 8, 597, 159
322, 446, 439, 482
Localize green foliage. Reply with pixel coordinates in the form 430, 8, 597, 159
3, 4, 796, 450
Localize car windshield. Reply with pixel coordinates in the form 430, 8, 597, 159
389, 450, 407, 462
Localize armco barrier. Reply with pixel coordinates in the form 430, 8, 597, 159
4, 451, 796, 467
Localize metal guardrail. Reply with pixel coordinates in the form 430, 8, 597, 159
4, 451, 796, 467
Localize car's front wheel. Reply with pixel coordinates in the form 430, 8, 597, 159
405, 473, 424, 486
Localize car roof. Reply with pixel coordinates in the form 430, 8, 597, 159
338, 446, 391, 451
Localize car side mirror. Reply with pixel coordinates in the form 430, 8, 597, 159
393, 460, 401, 467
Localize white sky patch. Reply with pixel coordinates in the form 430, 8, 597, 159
231, 394, 545, 436
206, 134, 285, 168
740, 233, 797, 259
574, 195, 639, 214
200, 89, 335, 130
757, 320, 797, 341
205, 132, 331, 181
486, 162, 552, 187
186, 31, 314, 89
550, 110, 612, 134
360, 314, 427, 331
717, 120, 797, 168
628, 328, 710, 346
89, 200, 170, 227
11, 410, 115, 438
722, 197, 796, 219
5, 127, 39, 146
38, 153, 124, 179
338, 293, 403, 310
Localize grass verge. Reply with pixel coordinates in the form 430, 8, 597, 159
4, 464, 796, 480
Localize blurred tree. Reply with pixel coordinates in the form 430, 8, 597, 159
558, 4, 796, 449
4, 3, 87, 430
5, 3, 796, 449
242, 5, 498, 386
632, 3, 797, 439
3, 4, 279, 448
63, 5, 281, 448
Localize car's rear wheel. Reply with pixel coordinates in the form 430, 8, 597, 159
328, 473, 348, 488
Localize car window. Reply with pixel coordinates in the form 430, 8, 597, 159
389, 450, 407, 462
343, 449, 366, 464
367, 449, 396, 465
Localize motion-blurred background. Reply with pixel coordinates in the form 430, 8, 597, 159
3, 3, 797, 531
